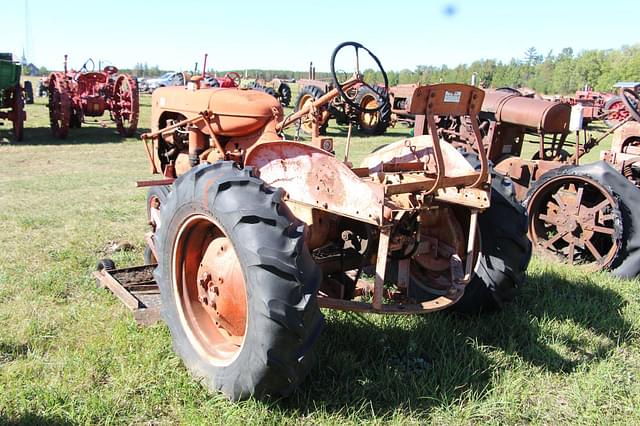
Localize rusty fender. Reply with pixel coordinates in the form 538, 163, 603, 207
245, 141, 385, 225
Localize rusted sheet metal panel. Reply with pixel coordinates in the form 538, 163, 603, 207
151, 87, 281, 136
361, 135, 476, 177
245, 142, 385, 224
483, 90, 570, 133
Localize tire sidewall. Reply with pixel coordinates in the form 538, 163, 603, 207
158, 197, 273, 395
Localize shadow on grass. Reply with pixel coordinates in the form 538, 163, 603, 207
0, 413, 75, 426
1, 125, 150, 146
279, 268, 630, 417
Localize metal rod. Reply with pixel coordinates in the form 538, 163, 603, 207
344, 122, 353, 163
463, 210, 479, 283
373, 227, 391, 309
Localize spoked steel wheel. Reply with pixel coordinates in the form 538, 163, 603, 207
527, 174, 622, 270
113, 74, 139, 137
48, 74, 71, 139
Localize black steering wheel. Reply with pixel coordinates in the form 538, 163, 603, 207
79, 58, 95, 73
330, 41, 388, 114
621, 88, 640, 123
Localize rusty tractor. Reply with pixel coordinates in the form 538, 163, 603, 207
294, 60, 391, 136
0, 53, 26, 141
428, 87, 640, 277
96, 42, 531, 400
47, 56, 139, 139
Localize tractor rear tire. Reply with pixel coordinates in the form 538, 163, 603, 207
294, 85, 327, 135
143, 244, 156, 265
279, 83, 292, 107
524, 161, 640, 278
23, 81, 34, 104
354, 85, 391, 136
453, 154, 532, 313
154, 162, 323, 400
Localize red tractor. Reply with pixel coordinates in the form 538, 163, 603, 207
47, 56, 139, 139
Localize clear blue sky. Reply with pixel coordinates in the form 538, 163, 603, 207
2, 0, 639, 73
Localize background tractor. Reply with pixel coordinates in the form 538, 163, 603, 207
96, 42, 531, 401
420, 86, 640, 277
294, 59, 391, 136
47, 56, 139, 139
0, 53, 26, 141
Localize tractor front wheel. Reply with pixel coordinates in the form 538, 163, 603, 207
294, 85, 327, 135
604, 96, 629, 128
354, 85, 391, 136
155, 162, 323, 400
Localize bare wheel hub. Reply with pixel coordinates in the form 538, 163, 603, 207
197, 237, 247, 341
173, 215, 248, 365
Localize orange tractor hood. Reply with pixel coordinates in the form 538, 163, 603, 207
151, 86, 282, 136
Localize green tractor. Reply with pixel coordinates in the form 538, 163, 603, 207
0, 53, 25, 141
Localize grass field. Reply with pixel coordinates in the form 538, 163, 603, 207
1, 88, 639, 425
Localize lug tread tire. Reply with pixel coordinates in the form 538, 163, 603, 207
354, 85, 391, 135
294, 85, 328, 135
155, 162, 323, 401
453, 153, 532, 313
524, 161, 640, 278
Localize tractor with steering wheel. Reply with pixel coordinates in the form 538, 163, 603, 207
47, 56, 139, 138
102, 41, 531, 401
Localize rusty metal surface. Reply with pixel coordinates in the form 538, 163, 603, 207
246, 141, 385, 224
151, 86, 281, 136
527, 175, 621, 269
173, 214, 246, 363
483, 90, 571, 133
361, 135, 477, 178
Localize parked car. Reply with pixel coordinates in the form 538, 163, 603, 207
142, 72, 188, 92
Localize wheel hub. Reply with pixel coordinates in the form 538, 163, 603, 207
197, 237, 247, 340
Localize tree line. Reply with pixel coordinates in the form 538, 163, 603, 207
31, 44, 639, 95
364, 44, 640, 95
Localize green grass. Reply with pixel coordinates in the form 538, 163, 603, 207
1, 92, 640, 425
